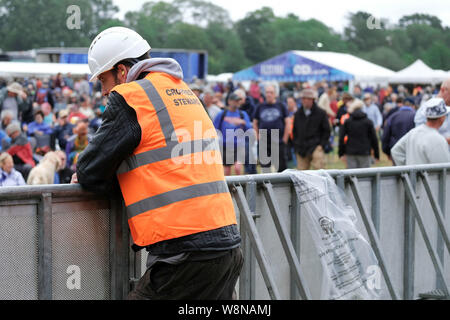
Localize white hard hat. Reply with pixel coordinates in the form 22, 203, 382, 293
88, 27, 151, 82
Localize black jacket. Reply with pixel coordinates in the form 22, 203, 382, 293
292, 103, 330, 157
338, 109, 379, 159
76, 89, 240, 254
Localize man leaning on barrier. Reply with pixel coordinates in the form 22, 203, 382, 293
70, 27, 243, 300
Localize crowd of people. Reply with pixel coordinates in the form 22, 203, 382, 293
0, 72, 448, 187
198, 77, 450, 173
0, 73, 104, 186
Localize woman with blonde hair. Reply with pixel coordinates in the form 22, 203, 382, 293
0, 152, 26, 186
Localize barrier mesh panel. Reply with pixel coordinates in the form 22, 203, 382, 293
52, 207, 110, 300
0, 206, 38, 299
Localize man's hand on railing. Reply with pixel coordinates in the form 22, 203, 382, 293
70, 173, 78, 184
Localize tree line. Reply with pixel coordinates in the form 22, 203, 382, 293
0, 0, 449, 75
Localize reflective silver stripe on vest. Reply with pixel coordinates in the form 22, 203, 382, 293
135, 78, 175, 142
117, 138, 220, 174
117, 78, 220, 174
126, 180, 229, 219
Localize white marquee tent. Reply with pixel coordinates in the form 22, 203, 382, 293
0, 61, 90, 78
232, 50, 396, 87
389, 59, 448, 84
292, 50, 396, 84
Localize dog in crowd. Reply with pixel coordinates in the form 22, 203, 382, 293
27, 151, 62, 185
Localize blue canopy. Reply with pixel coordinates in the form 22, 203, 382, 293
233, 51, 354, 82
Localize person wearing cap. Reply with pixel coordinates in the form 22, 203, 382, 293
213, 92, 252, 176
292, 88, 330, 170
391, 98, 450, 166
0, 82, 28, 121
72, 27, 242, 300
414, 78, 450, 149
234, 88, 257, 174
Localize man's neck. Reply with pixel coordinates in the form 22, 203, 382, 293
426, 121, 443, 130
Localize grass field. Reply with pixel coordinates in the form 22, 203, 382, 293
324, 139, 392, 170
229, 138, 393, 175
226, 136, 393, 175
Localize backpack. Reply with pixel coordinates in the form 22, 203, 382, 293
218, 109, 245, 132
36, 88, 48, 104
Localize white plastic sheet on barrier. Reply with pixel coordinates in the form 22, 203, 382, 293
287, 170, 382, 300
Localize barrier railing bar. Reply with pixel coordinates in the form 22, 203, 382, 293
437, 168, 447, 290
403, 171, 415, 300
109, 197, 128, 300
239, 181, 257, 300
289, 184, 301, 300
348, 176, 399, 300
37, 192, 52, 300
401, 173, 450, 298
419, 172, 450, 255
371, 173, 381, 235
262, 182, 312, 300
231, 184, 281, 300
225, 163, 450, 186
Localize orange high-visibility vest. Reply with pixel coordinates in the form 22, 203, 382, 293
113, 72, 237, 247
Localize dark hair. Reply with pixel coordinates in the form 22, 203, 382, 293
34, 110, 44, 118
396, 97, 404, 104
112, 51, 150, 78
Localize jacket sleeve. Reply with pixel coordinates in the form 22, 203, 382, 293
381, 119, 392, 156
369, 123, 380, 159
76, 91, 141, 195
320, 111, 331, 149
390, 134, 406, 166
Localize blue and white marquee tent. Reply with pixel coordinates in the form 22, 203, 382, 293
233, 50, 395, 84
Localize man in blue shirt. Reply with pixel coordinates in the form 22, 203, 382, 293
214, 93, 253, 176
253, 84, 290, 173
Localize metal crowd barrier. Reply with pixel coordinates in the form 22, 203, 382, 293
0, 163, 449, 300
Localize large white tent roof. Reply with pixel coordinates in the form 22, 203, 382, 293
389, 59, 448, 84
292, 50, 396, 83
0, 61, 90, 78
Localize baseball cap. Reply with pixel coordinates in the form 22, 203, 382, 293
424, 98, 450, 119
228, 93, 242, 101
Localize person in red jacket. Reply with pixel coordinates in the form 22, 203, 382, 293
2, 122, 35, 180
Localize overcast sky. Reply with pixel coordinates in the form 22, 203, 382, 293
113, 0, 450, 33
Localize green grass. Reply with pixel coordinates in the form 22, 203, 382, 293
324, 138, 392, 170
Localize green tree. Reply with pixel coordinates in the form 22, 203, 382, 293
399, 13, 443, 30
344, 11, 389, 52
205, 22, 248, 73
125, 1, 182, 47
172, 0, 233, 28
235, 7, 277, 64
0, 0, 119, 50
358, 47, 407, 71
